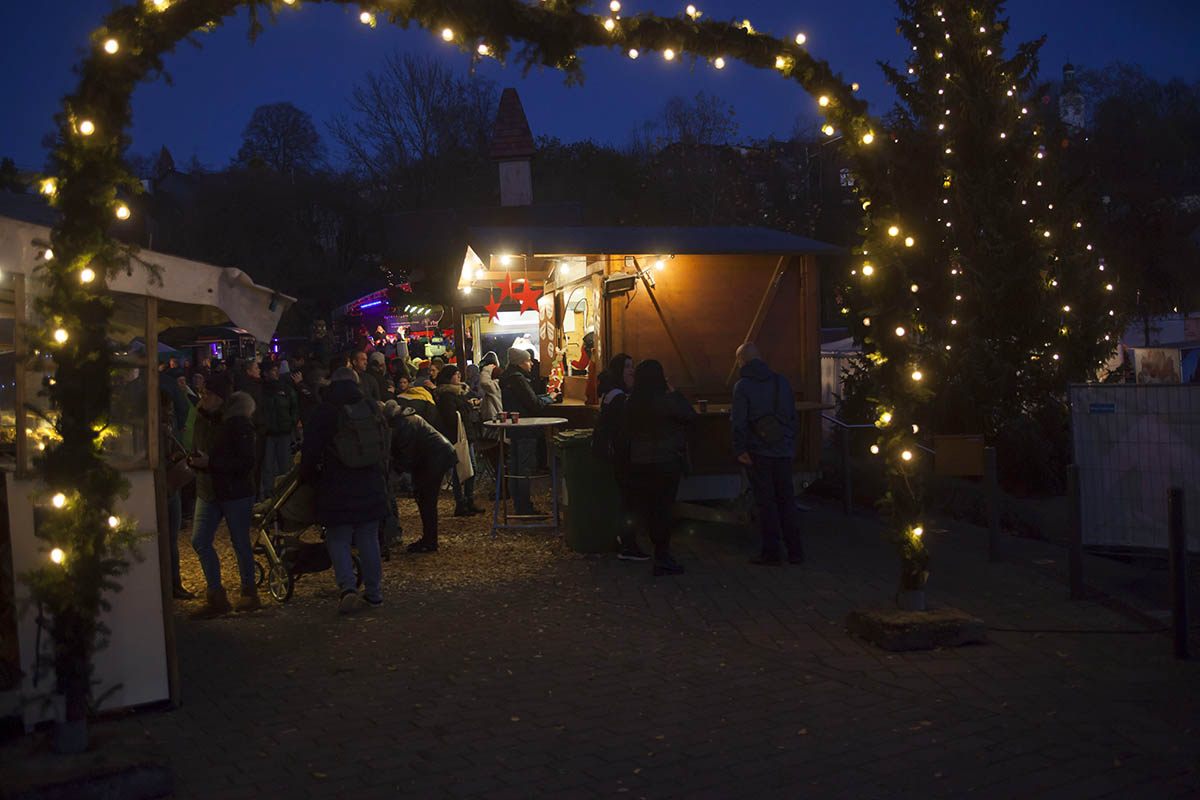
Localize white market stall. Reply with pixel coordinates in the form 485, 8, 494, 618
0, 211, 295, 730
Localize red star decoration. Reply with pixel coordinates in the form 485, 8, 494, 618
484, 291, 502, 322
515, 281, 542, 314
497, 272, 516, 303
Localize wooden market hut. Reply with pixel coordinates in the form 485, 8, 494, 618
0, 204, 295, 730
455, 225, 840, 500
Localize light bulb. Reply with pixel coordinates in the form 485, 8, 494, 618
628, 48, 639, 59
103, 39, 119, 54
795, 33, 806, 45
775, 56, 786, 69
880, 412, 893, 424
870, 444, 880, 454
714, 57, 725, 69
904, 237, 914, 248
54, 328, 68, 344
664, 49, 676, 61
822, 124, 835, 136
851, 82, 860, 91
910, 284, 919, 293
955, 294, 962, 301
108, 515, 119, 528
686, 4, 697, 16
359, 11, 373, 24
895, 326, 906, 337
52, 493, 66, 508
79, 120, 95, 136
41, 178, 56, 195
862, 133, 875, 144
1062, 305, 1071, 312
654, 259, 665, 271
80, 268, 95, 283
901, 451, 913, 461
887, 226, 900, 237
604, 18, 615, 31
441, 27, 454, 41
478, 43, 490, 55
912, 424, 920, 434
951, 319, 958, 325
44, 249, 54, 261
500, 255, 511, 266
862, 265, 874, 276
50, 548, 65, 564
1043, 231, 1051, 238
1106, 284, 1113, 292
911, 370, 923, 381
818, 96, 829, 107
862, 317, 871, 327
610, 0, 621, 11
116, 204, 130, 220
912, 525, 924, 537
1053, 353, 1060, 361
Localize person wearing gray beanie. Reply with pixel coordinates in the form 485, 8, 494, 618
507, 347, 531, 367
499, 345, 559, 516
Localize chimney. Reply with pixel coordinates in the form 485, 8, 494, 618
489, 88, 535, 207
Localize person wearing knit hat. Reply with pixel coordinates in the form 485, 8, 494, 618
433, 365, 483, 516
365, 351, 391, 403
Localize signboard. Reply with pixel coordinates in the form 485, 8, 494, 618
1133, 347, 1181, 384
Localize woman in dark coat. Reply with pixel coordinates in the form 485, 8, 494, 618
433, 365, 483, 517
617, 359, 698, 575
593, 353, 647, 561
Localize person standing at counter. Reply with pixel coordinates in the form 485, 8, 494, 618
500, 347, 556, 515
618, 360, 697, 576
732, 342, 804, 566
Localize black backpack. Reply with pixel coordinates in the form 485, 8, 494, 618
331, 399, 389, 468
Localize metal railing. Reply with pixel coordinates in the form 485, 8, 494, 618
822, 413, 876, 515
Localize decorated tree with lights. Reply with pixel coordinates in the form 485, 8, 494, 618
838, 0, 1122, 594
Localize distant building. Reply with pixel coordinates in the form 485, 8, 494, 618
1059, 63, 1086, 132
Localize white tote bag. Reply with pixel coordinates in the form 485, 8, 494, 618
454, 412, 474, 482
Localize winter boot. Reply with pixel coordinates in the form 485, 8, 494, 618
234, 585, 262, 612
189, 587, 232, 619
172, 582, 196, 600
453, 501, 472, 517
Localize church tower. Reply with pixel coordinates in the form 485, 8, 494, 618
1059, 63, 1086, 132
489, 88, 535, 208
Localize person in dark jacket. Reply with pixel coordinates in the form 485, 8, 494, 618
260, 362, 300, 497
618, 359, 698, 576
366, 351, 392, 402
593, 353, 648, 561
500, 347, 557, 515
188, 374, 261, 616
732, 342, 803, 565
300, 367, 388, 613
433, 365, 484, 516
386, 401, 457, 552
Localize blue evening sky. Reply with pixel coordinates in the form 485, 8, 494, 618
1, 1, 1197, 172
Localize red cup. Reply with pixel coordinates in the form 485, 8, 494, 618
511, 412, 520, 424
697, 399, 708, 413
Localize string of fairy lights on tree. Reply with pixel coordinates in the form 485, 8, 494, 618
838, 0, 1122, 592
27, 0, 887, 714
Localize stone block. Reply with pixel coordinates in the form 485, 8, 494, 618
845, 607, 987, 652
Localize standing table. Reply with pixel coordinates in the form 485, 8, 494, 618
484, 417, 569, 538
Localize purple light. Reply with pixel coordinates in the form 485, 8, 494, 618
360, 300, 384, 309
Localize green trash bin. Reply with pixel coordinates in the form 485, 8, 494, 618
554, 428, 621, 553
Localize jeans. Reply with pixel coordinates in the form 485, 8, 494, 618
627, 465, 682, 559
507, 436, 538, 513
261, 432, 294, 498
325, 520, 383, 602
414, 471, 441, 546
167, 490, 183, 587
191, 495, 256, 591
746, 456, 803, 558
450, 441, 476, 504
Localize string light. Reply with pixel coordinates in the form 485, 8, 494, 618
862, 132, 875, 144
887, 226, 900, 237
870, 444, 880, 454
794, 33, 806, 45
477, 43, 490, 55
103, 39, 119, 54
861, 265, 874, 276
78, 120, 95, 136
610, 0, 621, 11
910, 283, 919, 293
895, 326, 906, 337
714, 57, 726, 69
108, 515, 119, 528
904, 237, 914, 247
912, 525, 924, 537
41, 178, 56, 195
43, 249, 54, 261
441, 27, 454, 41
52, 493, 66, 509
628, 48, 639, 59
686, 4, 697, 16
115, 204, 130, 220
822, 124, 835, 136
774, 56, 786, 70
665, 49, 677, 61
50, 548, 65, 564
911, 370, 923, 381
818, 95, 830, 107
54, 328, 69, 344
901, 451, 914, 461
79, 267, 95, 284
604, 18, 615, 31
880, 412, 893, 425
359, 11, 374, 25
862, 317, 871, 326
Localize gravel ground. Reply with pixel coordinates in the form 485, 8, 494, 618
174, 483, 574, 613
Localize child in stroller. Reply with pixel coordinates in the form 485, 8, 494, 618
252, 459, 362, 602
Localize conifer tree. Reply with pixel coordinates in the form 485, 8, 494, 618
840, 0, 1120, 593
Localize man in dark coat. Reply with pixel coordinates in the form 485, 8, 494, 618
188, 373, 260, 616
500, 347, 556, 515
300, 367, 388, 613
260, 362, 300, 496
732, 342, 804, 565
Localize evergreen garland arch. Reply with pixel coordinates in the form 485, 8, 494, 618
30, 0, 879, 721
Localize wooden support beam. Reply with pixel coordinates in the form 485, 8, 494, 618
726, 256, 790, 386
638, 269, 697, 387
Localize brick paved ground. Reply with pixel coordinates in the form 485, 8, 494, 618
72, 493, 1200, 797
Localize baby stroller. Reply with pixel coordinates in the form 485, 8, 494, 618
252, 461, 361, 603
